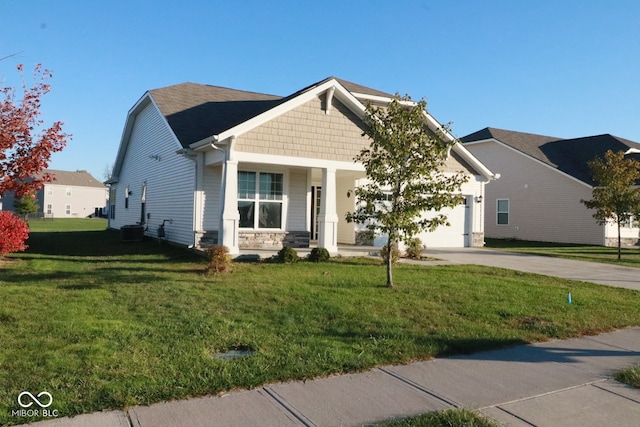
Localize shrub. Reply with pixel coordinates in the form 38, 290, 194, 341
380, 242, 400, 264
205, 245, 232, 274
309, 247, 330, 263
277, 246, 298, 263
0, 211, 29, 256
404, 237, 425, 260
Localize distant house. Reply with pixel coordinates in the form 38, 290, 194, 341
107, 77, 497, 254
462, 127, 640, 246
0, 169, 108, 218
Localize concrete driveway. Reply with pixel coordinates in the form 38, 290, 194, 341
426, 247, 640, 291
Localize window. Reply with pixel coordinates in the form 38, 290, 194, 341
238, 171, 283, 229
46, 187, 53, 196
46, 204, 52, 215
497, 199, 509, 225
66, 187, 72, 197
125, 185, 129, 209
65, 204, 71, 215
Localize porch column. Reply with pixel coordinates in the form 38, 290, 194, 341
318, 167, 339, 254
220, 159, 240, 254
193, 152, 205, 238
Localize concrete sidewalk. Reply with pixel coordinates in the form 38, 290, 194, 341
16, 327, 640, 427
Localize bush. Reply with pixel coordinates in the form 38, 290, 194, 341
205, 245, 232, 274
404, 237, 425, 260
277, 246, 298, 263
309, 247, 330, 263
380, 242, 400, 264
0, 211, 29, 256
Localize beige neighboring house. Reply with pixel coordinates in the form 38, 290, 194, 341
462, 127, 640, 246
1, 169, 108, 218
108, 77, 498, 254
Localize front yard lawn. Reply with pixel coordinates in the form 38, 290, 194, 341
485, 238, 640, 267
1, 221, 639, 425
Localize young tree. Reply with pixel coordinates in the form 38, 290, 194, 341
13, 191, 40, 219
346, 95, 468, 287
581, 150, 640, 260
1, 64, 68, 198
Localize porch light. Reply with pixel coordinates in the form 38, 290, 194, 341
347, 190, 352, 198
476, 195, 483, 203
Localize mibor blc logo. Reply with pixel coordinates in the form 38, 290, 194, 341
11, 391, 59, 418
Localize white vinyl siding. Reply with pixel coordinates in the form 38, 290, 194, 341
466, 141, 604, 245
201, 165, 222, 231
110, 101, 195, 246
286, 169, 308, 231
42, 184, 107, 218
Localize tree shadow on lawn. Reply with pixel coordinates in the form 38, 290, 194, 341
22, 229, 200, 260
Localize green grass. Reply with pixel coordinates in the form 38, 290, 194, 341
378, 409, 499, 427
615, 365, 640, 388
26, 217, 108, 233
1, 220, 639, 425
485, 238, 640, 267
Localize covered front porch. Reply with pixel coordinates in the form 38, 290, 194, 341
193, 150, 367, 255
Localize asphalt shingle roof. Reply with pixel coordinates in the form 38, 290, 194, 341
461, 127, 640, 185
148, 77, 394, 148
37, 169, 106, 188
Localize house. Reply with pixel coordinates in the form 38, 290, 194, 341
107, 77, 497, 254
461, 127, 640, 246
0, 169, 108, 218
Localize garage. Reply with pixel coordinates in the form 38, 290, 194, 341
372, 195, 472, 248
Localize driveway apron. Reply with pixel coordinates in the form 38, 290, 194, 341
426, 248, 640, 291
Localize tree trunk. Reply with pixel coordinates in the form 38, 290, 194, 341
386, 238, 394, 288
617, 220, 622, 261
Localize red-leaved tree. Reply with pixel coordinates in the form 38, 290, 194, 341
0, 211, 30, 255
1, 64, 69, 198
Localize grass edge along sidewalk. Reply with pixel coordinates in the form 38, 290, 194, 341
1, 219, 639, 425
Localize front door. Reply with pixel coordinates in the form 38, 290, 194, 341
311, 186, 322, 240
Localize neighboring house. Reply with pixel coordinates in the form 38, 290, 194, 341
462, 127, 640, 246
107, 77, 497, 254
0, 169, 108, 218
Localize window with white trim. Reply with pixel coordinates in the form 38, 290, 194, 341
46, 186, 53, 196
46, 204, 52, 215
238, 171, 283, 229
66, 187, 72, 197
497, 199, 509, 225
65, 204, 71, 215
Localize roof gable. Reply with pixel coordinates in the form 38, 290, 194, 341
38, 169, 106, 188
149, 83, 283, 148
462, 127, 640, 185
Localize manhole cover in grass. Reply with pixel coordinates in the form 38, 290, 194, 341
212, 345, 256, 360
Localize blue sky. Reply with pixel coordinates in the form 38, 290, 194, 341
1, 1, 639, 181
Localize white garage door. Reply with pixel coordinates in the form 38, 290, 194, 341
416, 196, 470, 248
372, 196, 471, 248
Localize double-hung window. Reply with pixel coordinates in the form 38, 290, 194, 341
238, 171, 283, 229
497, 199, 509, 225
